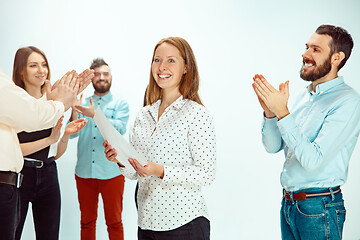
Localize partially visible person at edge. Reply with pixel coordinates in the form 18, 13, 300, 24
252, 25, 360, 240
104, 37, 216, 240
13, 46, 89, 240
0, 60, 92, 239
70, 58, 129, 240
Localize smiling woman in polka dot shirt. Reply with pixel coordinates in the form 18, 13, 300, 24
104, 37, 216, 240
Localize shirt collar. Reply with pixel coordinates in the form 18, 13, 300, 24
307, 76, 344, 95
92, 91, 112, 101
147, 95, 187, 121
171, 95, 187, 111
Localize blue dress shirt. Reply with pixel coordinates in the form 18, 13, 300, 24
70, 92, 129, 179
262, 77, 360, 191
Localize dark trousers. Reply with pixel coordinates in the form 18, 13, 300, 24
15, 161, 61, 240
138, 217, 210, 240
0, 183, 19, 240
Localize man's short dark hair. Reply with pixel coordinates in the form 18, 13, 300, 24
316, 25, 354, 71
90, 58, 108, 70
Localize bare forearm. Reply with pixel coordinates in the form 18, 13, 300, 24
55, 134, 70, 160
69, 109, 79, 122
20, 137, 54, 156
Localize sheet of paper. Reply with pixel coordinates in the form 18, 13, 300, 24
93, 108, 147, 173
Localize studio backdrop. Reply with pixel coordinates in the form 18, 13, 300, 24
1, 0, 360, 239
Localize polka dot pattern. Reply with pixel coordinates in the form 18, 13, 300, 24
119, 95, 216, 231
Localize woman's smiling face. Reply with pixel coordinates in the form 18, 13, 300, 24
151, 42, 186, 92
24, 52, 48, 89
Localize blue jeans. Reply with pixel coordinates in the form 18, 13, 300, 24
15, 161, 61, 240
138, 216, 210, 240
281, 187, 346, 240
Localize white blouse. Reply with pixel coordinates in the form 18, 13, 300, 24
0, 70, 64, 172
120, 95, 216, 231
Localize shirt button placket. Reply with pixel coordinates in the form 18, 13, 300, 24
92, 148, 95, 164
92, 98, 99, 170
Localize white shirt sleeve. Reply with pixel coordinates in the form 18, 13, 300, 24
0, 69, 64, 172
0, 70, 64, 132
161, 106, 217, 187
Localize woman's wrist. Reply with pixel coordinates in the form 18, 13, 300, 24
60, 134, 70, 143
157, 165, 165, 179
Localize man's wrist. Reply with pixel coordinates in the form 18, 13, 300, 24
276, 108, 290, 120
264, 111, 276, 118
86, 109, 95, 118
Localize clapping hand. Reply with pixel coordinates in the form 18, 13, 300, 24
252, 74, 290, 120
72, 94, 95, 118
77, 69, 94, 95
49, 116, 64, 144
46, 71, 79, 111
64, 118, 87, 135
46, 69, 94, 111
51, 69, 94, 95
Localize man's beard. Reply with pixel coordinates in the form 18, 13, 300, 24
300, 56, 332, 82
93, 81, 111, 93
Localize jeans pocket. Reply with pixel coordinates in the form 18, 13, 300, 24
295, 200, 327, 239
325, 200, 346, 240
336, 209, 346, 238
0, 184, 15, 203
296, 200, 326, 218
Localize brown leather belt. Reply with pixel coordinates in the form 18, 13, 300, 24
284, 187, 341, 201
0, 171, 23, 188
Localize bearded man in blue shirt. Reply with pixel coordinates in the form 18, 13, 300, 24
70, 58, 129, 240
253, 25, 360, 239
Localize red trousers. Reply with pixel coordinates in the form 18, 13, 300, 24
75, 175, 125, 240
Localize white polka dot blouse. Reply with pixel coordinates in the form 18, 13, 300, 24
119, 95, 216, 231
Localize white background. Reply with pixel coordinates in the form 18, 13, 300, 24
1, 0, 360, 239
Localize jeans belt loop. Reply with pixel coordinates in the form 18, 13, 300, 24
17, 173, 23, 188
290, 193, 295, 204
329, 187, 335, 201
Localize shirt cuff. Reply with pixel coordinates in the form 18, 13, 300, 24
262, 115, 278, 130
277, 114, 297, 134
53, 100, 65, 114
160, 166, 178, 188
